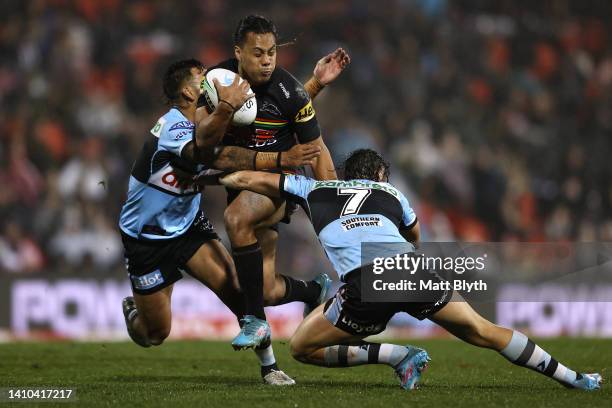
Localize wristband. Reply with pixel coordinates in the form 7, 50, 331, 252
313, 75, 326, 89
277, 152, 282, 168
253, 152, 258, 170
218, 99, 237, 112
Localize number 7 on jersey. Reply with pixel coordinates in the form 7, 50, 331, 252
338, 188, 371, 216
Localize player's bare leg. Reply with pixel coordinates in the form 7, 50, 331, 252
185, 239, 246, 317
289, 304, 429, 390
430, 295, 602, 390
123, 285, 174, 347
123, 240, 239, 349
257, 228, 286, 305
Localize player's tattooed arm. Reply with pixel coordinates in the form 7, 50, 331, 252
306, 136, 337, 180
189, 143, 320, 188
219, 171, 282, 198
304, 48, 351, 99
211, 144, 320, 171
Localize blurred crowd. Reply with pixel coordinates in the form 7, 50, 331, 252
0, 0, 611, 276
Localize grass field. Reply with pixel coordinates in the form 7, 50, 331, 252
0, 339, 609, 407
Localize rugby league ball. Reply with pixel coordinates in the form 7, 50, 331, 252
202, 68, 257, 126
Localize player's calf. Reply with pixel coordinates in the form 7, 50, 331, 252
500, 330, 602, 390
122, 297, 151, 348
122, 296, 171, 346
431, 300, 603, 390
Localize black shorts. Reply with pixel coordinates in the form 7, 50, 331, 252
323, 268, 452, 336
121, 211, 219, 295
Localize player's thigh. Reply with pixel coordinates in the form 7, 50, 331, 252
185, 239, 237, 291
225, 189, 284, 229
290, 304, 364, 357
133, 285, 173, 337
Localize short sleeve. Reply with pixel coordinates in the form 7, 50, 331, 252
280, 174, 316, 200
153, 118, 194, 157
398, 191, 418, 229
287, 79, 321, 143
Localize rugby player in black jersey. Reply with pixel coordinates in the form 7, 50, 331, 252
196, 15, 350, 351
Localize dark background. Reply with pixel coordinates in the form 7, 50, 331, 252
1, 0, 611, 282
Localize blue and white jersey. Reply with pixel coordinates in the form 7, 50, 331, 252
119, 107, 204, 240
280, 175, 418, 280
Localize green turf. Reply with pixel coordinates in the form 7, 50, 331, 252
0, 339, 609, 407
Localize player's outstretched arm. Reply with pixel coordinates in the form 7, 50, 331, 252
219, 171, 281, 198
181, 144, 321, 188
304, 47, 351, 100
307, 136, 337, 180
210, 143, 321, 171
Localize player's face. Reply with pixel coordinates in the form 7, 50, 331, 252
235, 32, 277, 86
182, 66, 205, 102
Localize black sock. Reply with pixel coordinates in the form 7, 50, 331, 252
261, 362, 279, 377
276, 275, 321, 305
228, 293, 247, 322
232, 243, 266, 320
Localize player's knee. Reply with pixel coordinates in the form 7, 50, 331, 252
289, 337, 311, 363
289, 341, 307, 362
224, 208, 252, 236
147, 326, 171, 346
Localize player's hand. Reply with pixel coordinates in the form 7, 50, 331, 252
218, 172, 238, 187
282, 144, 321, 167
313, 47, 351, 86
214, 75, 254, 112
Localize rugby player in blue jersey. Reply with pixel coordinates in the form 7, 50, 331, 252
216, 149, 602, 390
119, 59, 320, 385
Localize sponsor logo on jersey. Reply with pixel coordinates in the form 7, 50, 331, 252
340, 315, 384, 334
313, 180, 399, 197
150, 117, 166, 138
254, 128, 277, 139
295, 100, 315, 123
131, 270, 164, 290
279, 82, 290, 98
341, 216, 383, 231
174, 130, 191, 140
250, 128, 279, 147
169, 121, 195, 131
148, 164, 197, 195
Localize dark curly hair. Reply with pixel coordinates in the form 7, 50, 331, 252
342, 149, 390, 182
162, 58, 204, 103
233, 15, 278, 46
